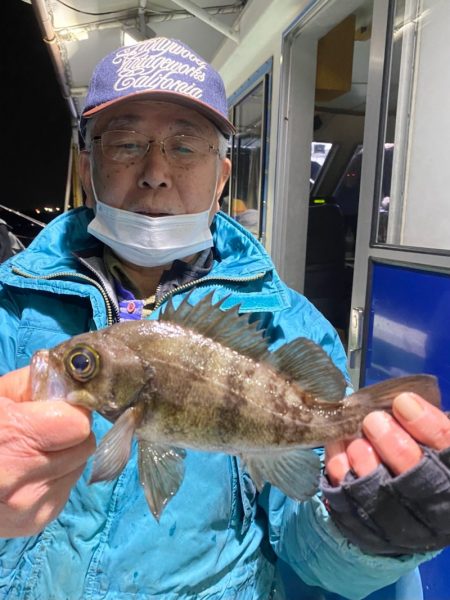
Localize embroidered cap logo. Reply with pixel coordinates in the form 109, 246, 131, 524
80, 37, 235, 139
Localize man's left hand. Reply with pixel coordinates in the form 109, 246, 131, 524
325, 392, 450, 484
321, 393, 450, 555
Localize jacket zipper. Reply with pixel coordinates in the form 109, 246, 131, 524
153, 271, 267, 313
11, 267, 267, 323
11, 267, 119, 326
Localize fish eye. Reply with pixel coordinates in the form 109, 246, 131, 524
64, 345, 100, 382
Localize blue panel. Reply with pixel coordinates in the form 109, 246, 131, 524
364, 262, 450, 408
365, 261, 450, 600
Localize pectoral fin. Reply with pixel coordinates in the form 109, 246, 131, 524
89, 405, 143, 484
138, 441, 186, 521
242, 448, 321, 501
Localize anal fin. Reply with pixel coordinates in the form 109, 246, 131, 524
242, 448, 321, 501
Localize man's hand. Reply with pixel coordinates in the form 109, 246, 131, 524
0, 367, 95, 538
325, 392, 450, 484
322, 393, 450, 555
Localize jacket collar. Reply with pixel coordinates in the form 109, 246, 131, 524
2, 208, 290, 313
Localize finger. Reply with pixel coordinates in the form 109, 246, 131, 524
325, 440, 351, 486
31, 463, 87, 529
346, 438, 381, 478
0, 433, 96, 495
0, 367, 32, 402
393, 392, 450, 450
0, 464, 86, 538
40, 433, 96, 481
7, 400, 92, 452
363, 411, 423, 475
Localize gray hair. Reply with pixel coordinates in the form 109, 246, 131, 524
83, 116, 229, 159
216, 129, 229, 159
83, 118, 95, 150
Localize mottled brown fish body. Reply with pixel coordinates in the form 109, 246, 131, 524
30, 294, 441, 519
133, 322, 363, 451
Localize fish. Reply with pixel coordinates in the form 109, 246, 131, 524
30, 292, 441, 520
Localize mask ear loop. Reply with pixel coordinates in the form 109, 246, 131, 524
89, 156, 102, 213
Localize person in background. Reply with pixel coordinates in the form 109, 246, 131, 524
1, 37, 450, 600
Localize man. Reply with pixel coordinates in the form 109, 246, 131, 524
0, 37, 449, 600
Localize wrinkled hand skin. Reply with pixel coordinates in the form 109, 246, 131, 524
325, 392, 450, 485
0, 367, 96, 538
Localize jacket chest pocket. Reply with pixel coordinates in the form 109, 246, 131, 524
228, 456, 258, 536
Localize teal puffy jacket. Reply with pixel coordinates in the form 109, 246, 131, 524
0, 209, 425, 599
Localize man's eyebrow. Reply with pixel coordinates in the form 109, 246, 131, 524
101, 115, 211, 135
103, 115, 143, 129
172, 119, 210, 136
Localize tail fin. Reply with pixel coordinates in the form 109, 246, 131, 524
349, 374, 441, 412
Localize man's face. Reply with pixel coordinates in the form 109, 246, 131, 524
79, 100, 231, 219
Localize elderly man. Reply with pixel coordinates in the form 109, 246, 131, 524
0, 37, 449, 600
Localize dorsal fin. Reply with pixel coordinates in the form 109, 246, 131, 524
159, 291, 271, 361
266, 337, 347, 402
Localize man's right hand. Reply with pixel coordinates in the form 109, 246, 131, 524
0, 366, 95, 538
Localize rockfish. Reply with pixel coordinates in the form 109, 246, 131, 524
30, 293, 440, 519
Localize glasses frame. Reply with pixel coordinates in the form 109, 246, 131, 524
91, 130, 220, 164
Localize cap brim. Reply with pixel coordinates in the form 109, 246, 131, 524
82, 90, 235, 136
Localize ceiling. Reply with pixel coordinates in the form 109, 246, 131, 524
24, 0, 248, 119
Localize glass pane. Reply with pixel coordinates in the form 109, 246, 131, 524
376, 0, 450, 250
310, 142, 334, 188
230, 81, 265, 238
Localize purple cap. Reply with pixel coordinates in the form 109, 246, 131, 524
80, 37, 234, 137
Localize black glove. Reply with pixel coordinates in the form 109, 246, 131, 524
320, 446, 450, 555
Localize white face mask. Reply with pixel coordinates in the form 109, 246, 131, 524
87, 200, 214, 268
86, 162, 217, 267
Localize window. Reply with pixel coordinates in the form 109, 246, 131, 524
226, 62, 272, 241
375, 0, 450, 251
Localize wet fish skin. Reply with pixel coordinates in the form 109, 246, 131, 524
30, 293, 441, 519
32, 320, 357, 450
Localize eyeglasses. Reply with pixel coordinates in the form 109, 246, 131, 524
92, 130, 219, 165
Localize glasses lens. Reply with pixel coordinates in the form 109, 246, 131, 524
164, 135, 213, 162
101, 131, 148, 162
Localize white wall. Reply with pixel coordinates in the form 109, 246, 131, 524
400, 0, 450, 250
212, 0, 313, 254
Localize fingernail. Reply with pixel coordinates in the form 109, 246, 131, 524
363, 411, 391, 441
347, 438, 380, 476
394, 392, 424, 421
325, 454, 350, 486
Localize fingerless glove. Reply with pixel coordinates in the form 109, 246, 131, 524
320, 446, 450, 555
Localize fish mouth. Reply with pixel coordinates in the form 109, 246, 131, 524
30, 350, 99, 408
30, 350, 69, 401
65, 389, 101, 410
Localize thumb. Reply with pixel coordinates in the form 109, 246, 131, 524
393, 392, 450, 451
0, 366, 32, 402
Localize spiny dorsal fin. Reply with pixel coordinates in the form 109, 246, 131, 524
266, 337, 347, 402
159, 291, 271, 362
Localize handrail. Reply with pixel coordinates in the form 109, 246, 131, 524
0, 204, 46, 228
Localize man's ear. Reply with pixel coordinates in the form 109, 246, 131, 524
78, 151, 95, 209
215, 157, 231, 202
